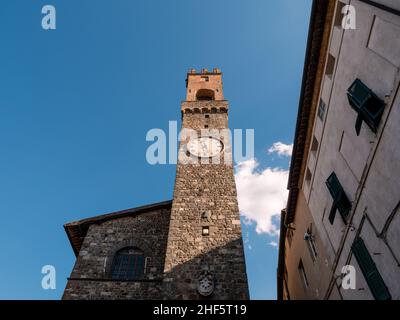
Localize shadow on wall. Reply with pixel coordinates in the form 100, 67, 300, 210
163, 237, 249, 300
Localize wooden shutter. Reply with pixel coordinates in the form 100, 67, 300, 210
326, 172, 351, 223
352, 237, 391, 300
347, 78, 385, 135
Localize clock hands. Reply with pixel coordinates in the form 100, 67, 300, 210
200, 141, 208, 155
187, 137, 223, 158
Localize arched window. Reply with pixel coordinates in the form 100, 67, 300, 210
110, 247, 144, 280
196, 89, 215, 101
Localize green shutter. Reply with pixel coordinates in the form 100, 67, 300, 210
326, 172, 342, 199
347, 79, 385, 136
347, 78, 372, 111
352, 237, 391, 300
326, 172, 351, 223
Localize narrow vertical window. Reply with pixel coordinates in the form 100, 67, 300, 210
311, 136, 319, 153
318, 99, 326, 121
298, 259, 309, 289
325, 54, 336, 78
334, 2, 346, 28
305, 168, 312, 184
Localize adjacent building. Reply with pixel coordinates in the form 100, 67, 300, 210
278, 0, 400, 300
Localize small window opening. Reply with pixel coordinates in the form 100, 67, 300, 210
305, 168, 312, 184
334, 2, 346, 28
311, 136, 319, 152
318, 99, 326, 121
326, 54, 336, 78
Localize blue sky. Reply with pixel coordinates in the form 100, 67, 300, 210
0, 0, 311, 299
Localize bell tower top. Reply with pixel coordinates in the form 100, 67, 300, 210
185, 68, 224, 101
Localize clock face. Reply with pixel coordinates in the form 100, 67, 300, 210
187, 137, 223, 158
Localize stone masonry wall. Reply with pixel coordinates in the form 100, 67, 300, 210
62, 208, 171, 300
163, 101, 249, 300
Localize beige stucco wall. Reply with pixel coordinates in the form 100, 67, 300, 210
284, 191, 332, 299
287, 0, 400, 300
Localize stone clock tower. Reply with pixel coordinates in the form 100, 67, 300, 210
62, 68, 248, 300
163, 68, 249, 299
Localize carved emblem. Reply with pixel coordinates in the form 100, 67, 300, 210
197, 270, 214, 297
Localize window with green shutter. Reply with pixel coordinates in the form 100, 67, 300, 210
352, 237, 391, 300
325, 172, 351, 224
347, 79, 385, 136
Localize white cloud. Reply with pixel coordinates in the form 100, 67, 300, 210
268, 241, 278, 247
235, 158, 289, 235
268, 142, 293, 157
